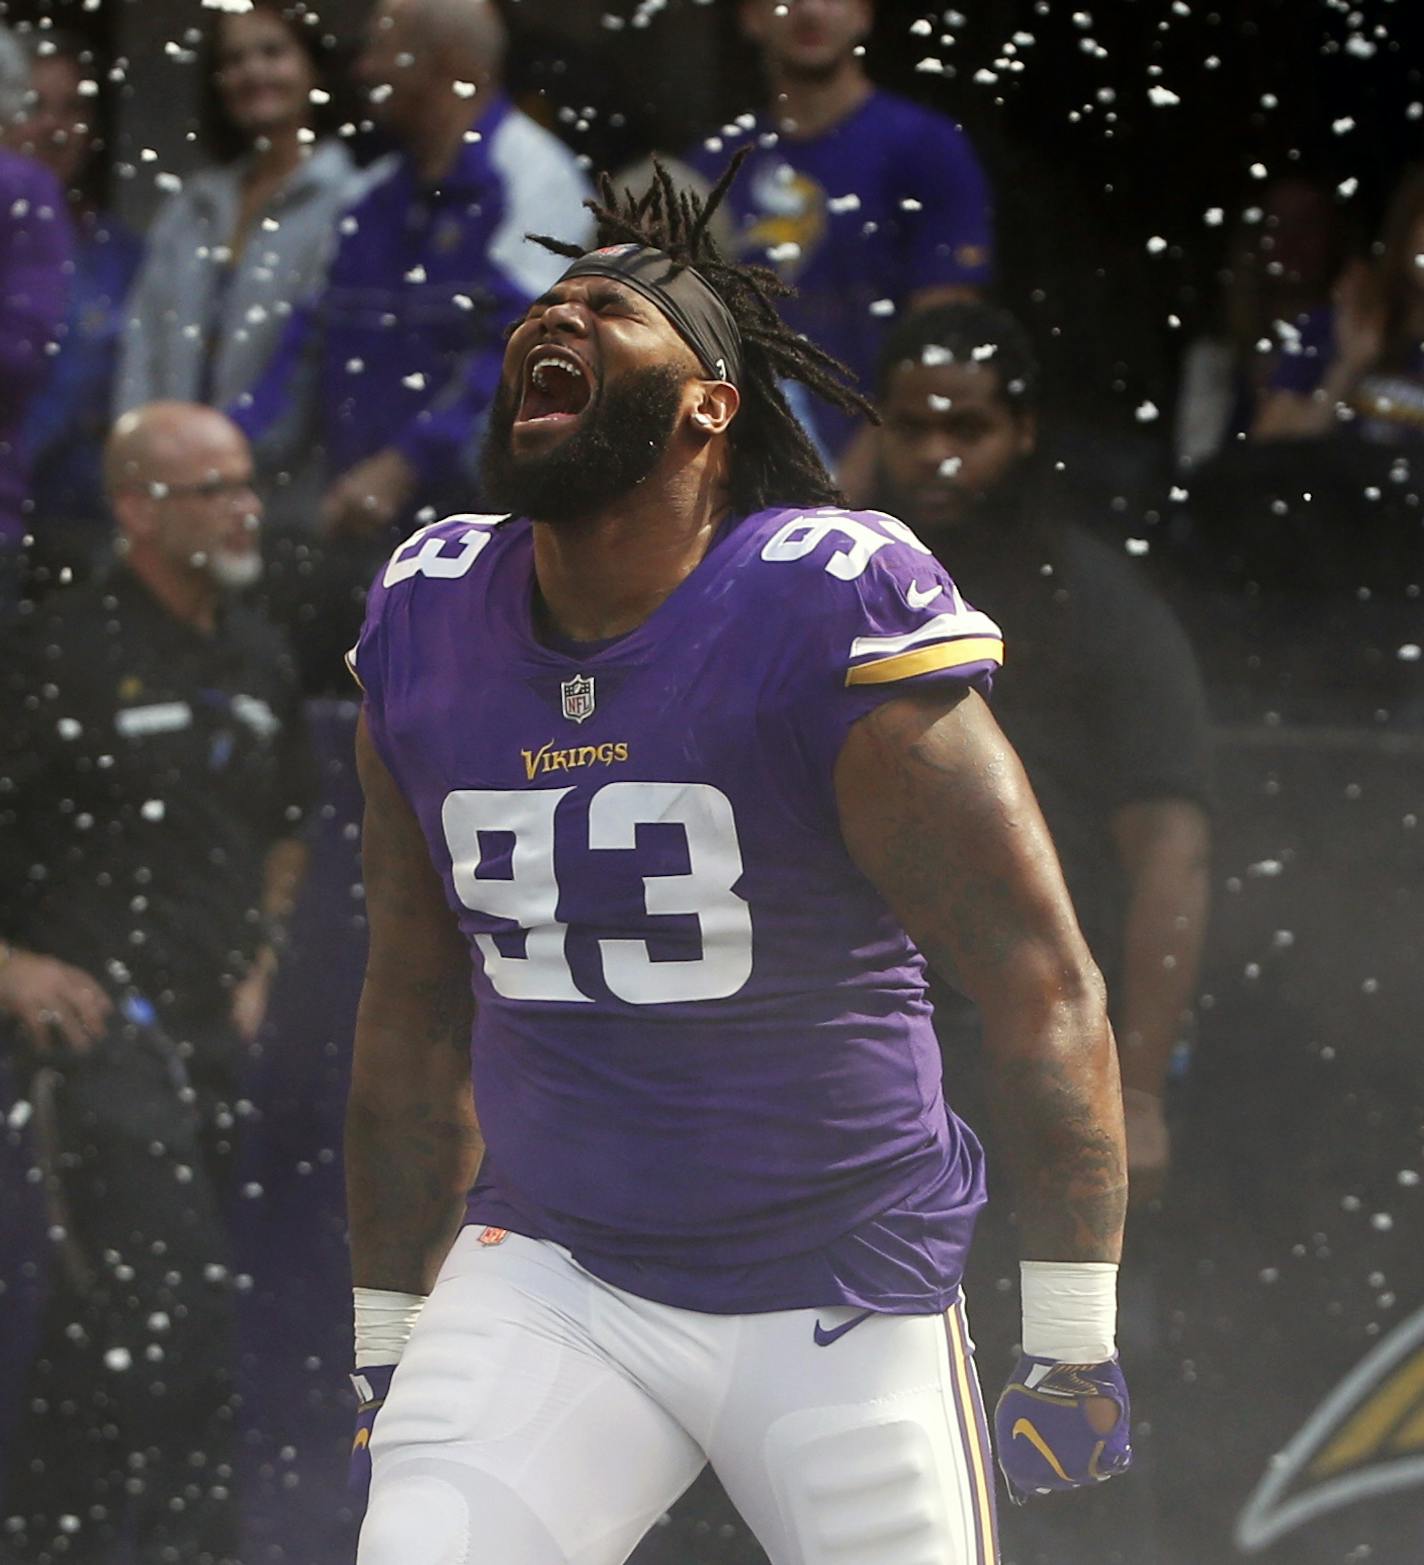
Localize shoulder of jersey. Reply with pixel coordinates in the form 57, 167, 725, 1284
744, 505, 1002, 686
374, 512, 514, 597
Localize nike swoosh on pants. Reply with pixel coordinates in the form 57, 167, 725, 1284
812, 1309, 876, 1347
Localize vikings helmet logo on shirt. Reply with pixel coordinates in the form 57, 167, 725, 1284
742, 162, 827, 283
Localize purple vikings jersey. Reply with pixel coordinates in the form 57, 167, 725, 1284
351, 505, 1004, 1315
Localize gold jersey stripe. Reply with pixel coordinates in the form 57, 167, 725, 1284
845, 636, 1004, 687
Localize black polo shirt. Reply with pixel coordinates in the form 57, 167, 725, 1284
0, 568, 317, 1025
928, 489, 1213, 995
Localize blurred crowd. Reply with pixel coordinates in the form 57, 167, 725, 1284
0, 2, 1420, 1564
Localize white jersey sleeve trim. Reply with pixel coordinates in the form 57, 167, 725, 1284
849, 609, 1003, 662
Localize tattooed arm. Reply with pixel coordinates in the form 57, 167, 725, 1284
835, 689, 1126, 1263
347, 711, 483, 1294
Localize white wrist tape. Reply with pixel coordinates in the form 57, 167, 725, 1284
353, 1287, 426, 1369
1020, 1261, 1118, 1363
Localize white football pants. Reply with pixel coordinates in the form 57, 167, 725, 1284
358, 1227, 1000, 1565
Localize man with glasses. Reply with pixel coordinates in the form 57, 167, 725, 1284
0, 402, 316, 1565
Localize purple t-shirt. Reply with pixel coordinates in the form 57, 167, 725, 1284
352, 505, 1004, 1314
687, 91, 993, 455
0, 151, 73, 545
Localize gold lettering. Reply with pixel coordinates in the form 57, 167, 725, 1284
522, 740, 556, 782
518, 740, 631, 778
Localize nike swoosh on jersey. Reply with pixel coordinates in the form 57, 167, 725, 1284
813, 1309, 876, 1347
906, 580, 944, 609
1011, 1417, 1072, 1482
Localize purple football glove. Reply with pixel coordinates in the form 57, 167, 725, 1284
994, 1355, 1131, 1504
349, 1365, 396, 1496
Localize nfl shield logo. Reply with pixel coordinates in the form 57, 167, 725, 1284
561, 673, 595, 724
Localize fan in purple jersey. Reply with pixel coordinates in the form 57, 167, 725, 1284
343, 154, 1130, 1565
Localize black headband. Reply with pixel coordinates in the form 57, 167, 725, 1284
557, 244, 743, 386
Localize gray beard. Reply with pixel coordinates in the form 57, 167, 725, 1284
208, 549, 264, 590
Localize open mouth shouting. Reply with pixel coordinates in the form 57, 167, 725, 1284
514, 344, 595, 437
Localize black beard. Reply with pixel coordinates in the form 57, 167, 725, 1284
480, 364, 685, 524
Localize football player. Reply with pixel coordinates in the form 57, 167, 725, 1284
344, 159, 1129, 1565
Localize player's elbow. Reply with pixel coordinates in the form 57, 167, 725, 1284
978, 938, 1111, 1054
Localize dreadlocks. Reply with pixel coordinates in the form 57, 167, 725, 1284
529, 152, 876, 517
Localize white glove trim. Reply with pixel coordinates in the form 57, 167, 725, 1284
354, 1286, 426, 1369
1020, 1260, 1118, 1363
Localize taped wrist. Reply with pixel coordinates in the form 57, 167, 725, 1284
1020, 1260, 1118, 1363
353, 1286, 426, 1369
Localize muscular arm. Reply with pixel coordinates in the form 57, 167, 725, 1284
835, 690, 1126, 1262
346, 712, 483, 1294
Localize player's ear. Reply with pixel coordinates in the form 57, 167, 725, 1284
691, 380, 740, 436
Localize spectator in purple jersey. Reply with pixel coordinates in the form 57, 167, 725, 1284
685, 0, 993, 461
1254, 166, 1424, 446
0, 26, 73, 599
231, 0, 589, 541
5, 30, 143, 578
342, 159, 1128, 1565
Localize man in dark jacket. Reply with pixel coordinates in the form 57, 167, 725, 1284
0, 403, 315, 1565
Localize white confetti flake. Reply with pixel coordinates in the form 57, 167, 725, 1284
1247, 858, 1284, 878
1125, 537, 1150, 554
401, 373, 426, 391
767, 242, 802, 264
7, 1100, 32, 1129
1148, 86, 1181, 106
827, 193, 861, 214
911, 17, 933, 34
1332, 116, 1355, 135
57, 717, 82, 740
869, 298, 896, 318
1146, 235, 1168, 254
140, 799, 166, 822
970, 342, 997, 361
1345, 35, 1376, 58
453, 80, 477, 99
1249, 162, 1268, 179
104, 1347, 132, 1372
1338, 177, 1359, 198
1204, 207, 1224, 225
938, 457, 962, 477
1135, 401, 1159, 422
1397, 644, 1421, 661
